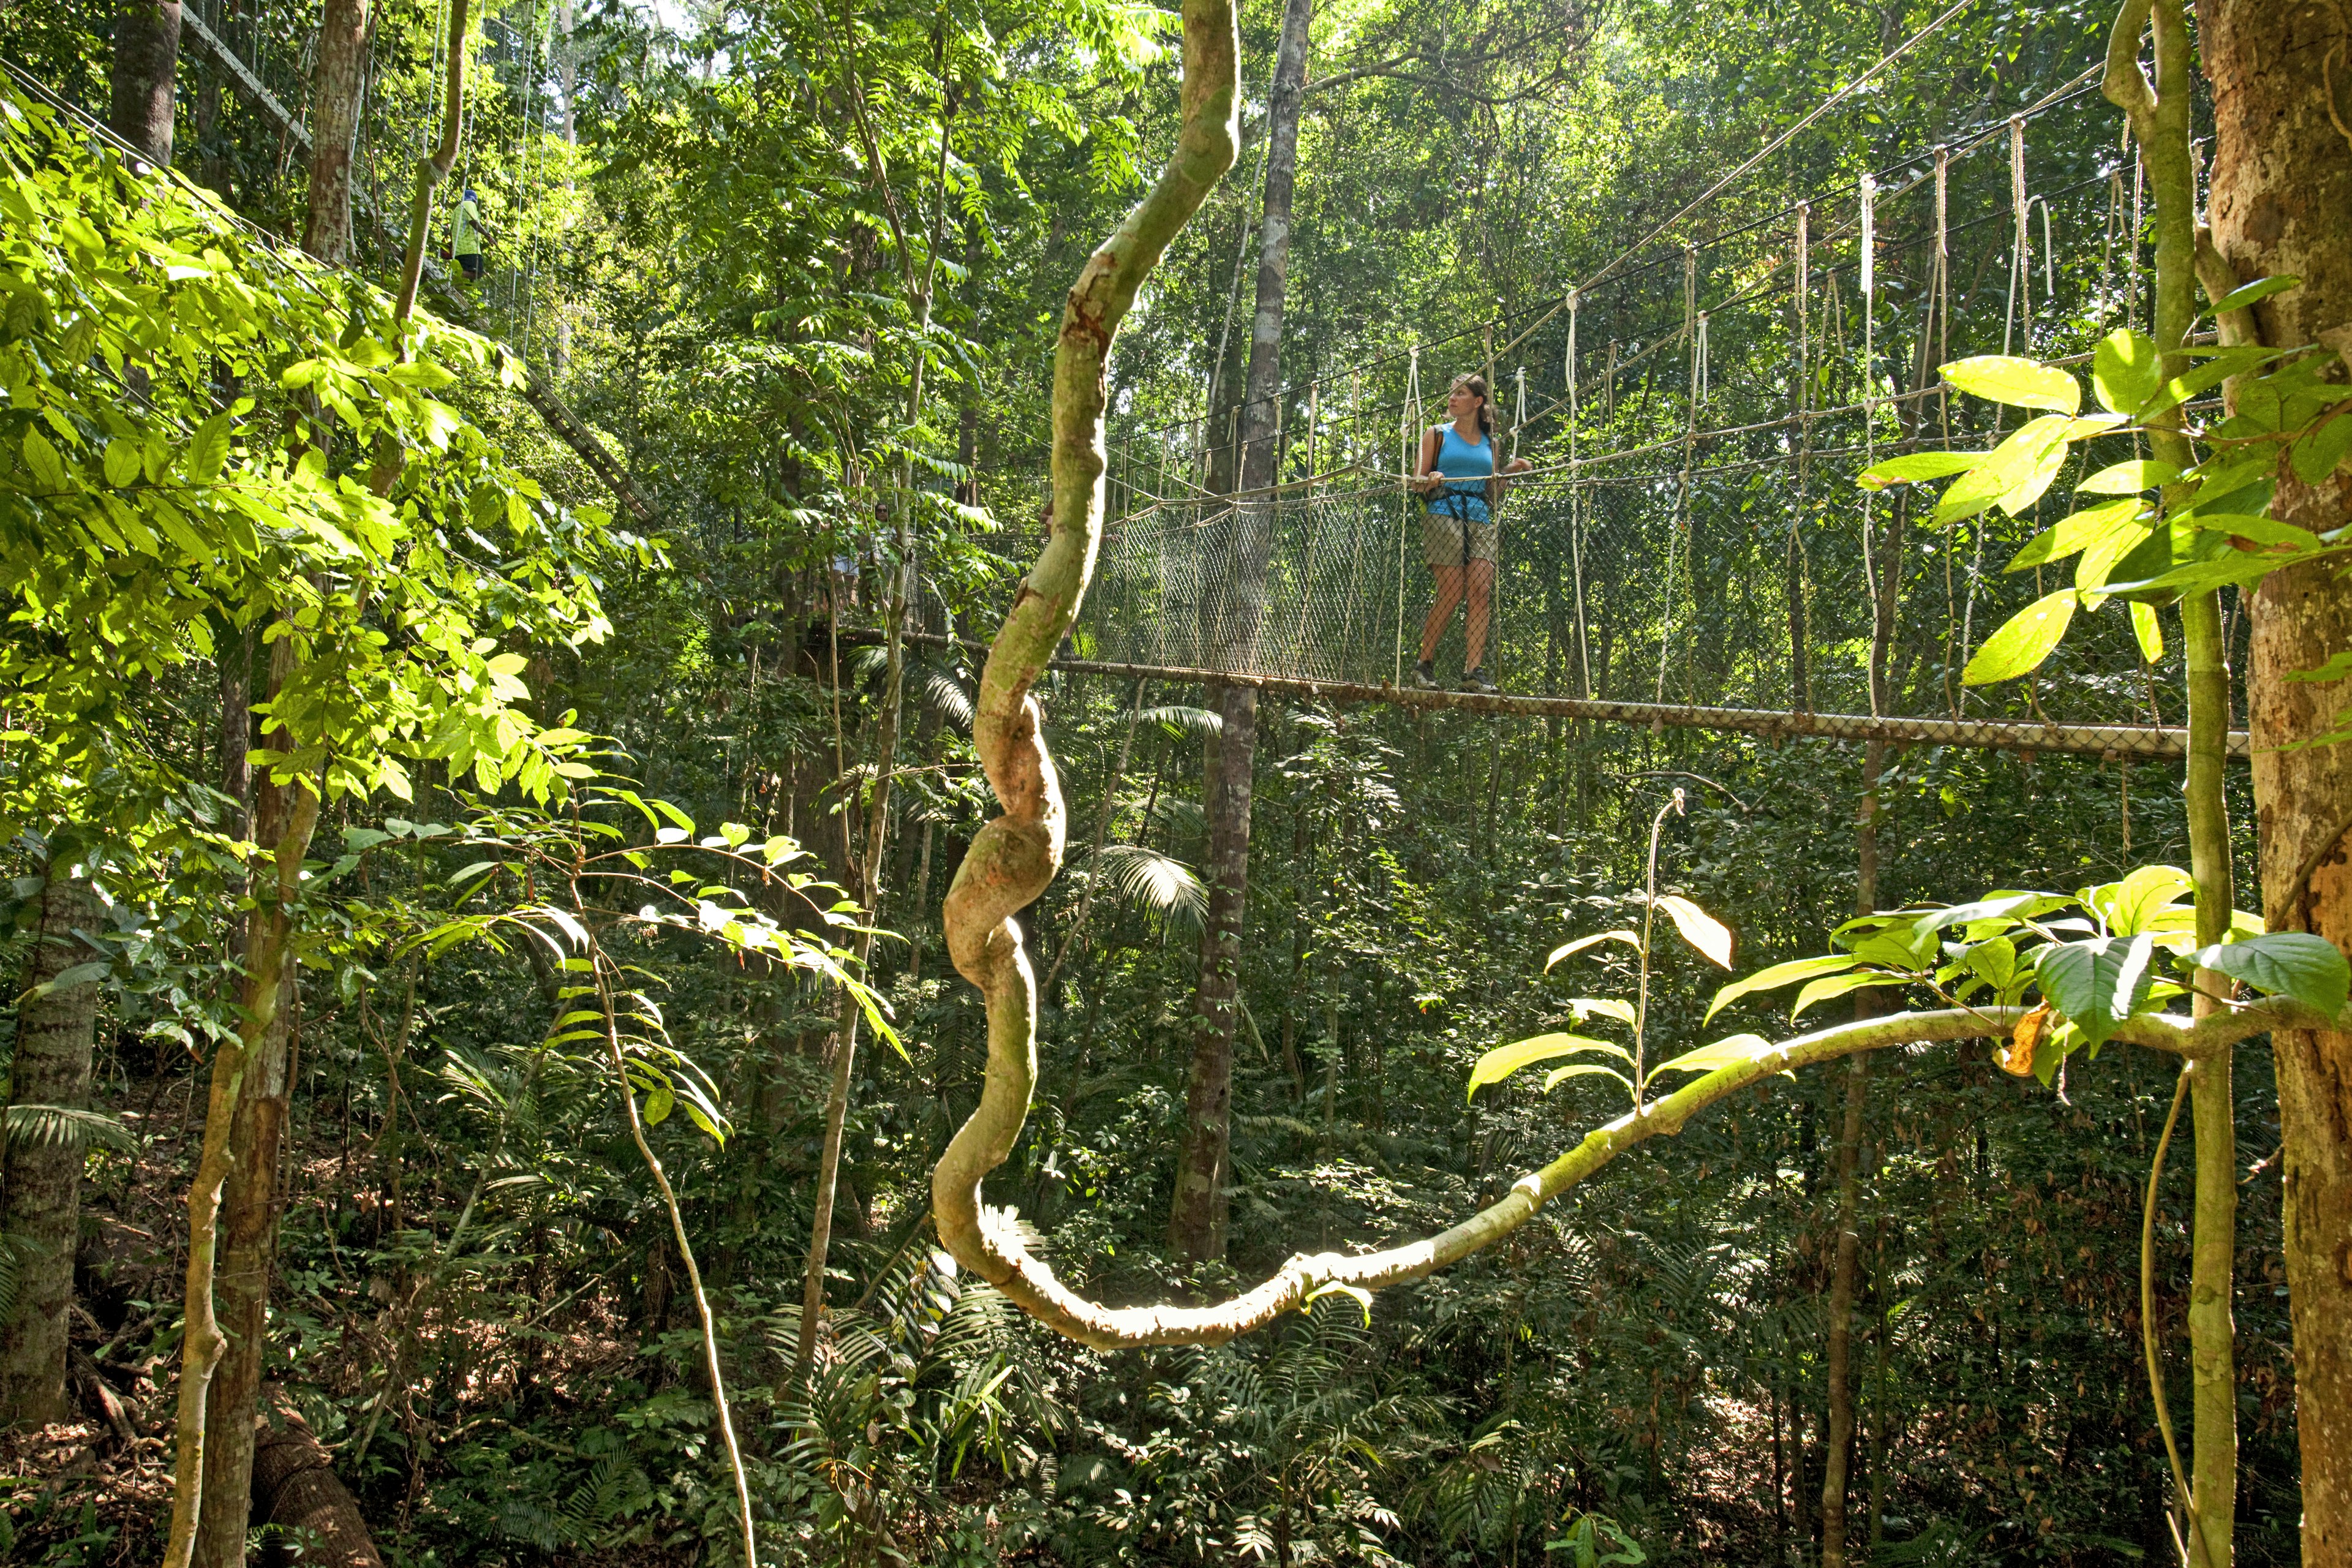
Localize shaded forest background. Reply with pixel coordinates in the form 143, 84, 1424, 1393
0, 0, 2321, 1563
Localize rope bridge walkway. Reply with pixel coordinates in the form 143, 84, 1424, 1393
1082, 52, 2236, 763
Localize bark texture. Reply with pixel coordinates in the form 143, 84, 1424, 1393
193, 972, 297, 1567
2201, 1, 2352, 1558
252, 1404, 384, 1567
164, 734, 322, 1568
301, 0, 371, 266
1167, 0, 1312, 1263
108, 0, 182, 166
0, 865, 104, 1428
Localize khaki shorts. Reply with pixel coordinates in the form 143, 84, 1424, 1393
1422, 507, 1498, 567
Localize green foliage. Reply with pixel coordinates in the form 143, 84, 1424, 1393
0, 90, 622, 828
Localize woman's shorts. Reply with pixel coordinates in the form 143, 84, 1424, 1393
1422, 503, 1498, 567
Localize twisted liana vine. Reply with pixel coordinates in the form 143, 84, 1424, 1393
921, 0, 2340, 1349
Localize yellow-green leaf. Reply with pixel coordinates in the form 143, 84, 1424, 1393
1943, 355, 2081, 414
1654, 895, 1733, 969
1963, 590, 2077, 685
1466, 1033, 1621, 1099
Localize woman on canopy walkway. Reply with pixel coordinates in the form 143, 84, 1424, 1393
1410, 372, 1528, 693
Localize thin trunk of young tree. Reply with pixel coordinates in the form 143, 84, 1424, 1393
2106, 6, 2235, 1559
108, 0, 182, 166
192, 970, 296, 1567
2201, 1, 2352, 1556
1168, 0, 1312, 1263
1819, 742, 1883, 1568
0, 861, 105, 1427
393, 0, 470, 324
300, 0, 371, 266
792, 59, 952, 1378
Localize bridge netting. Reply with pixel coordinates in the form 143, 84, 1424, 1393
1081, 73, 2207, 739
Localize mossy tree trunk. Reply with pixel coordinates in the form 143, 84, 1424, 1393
0, 861, 104, 1428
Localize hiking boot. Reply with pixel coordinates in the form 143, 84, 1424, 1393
1410, 660, 1439, 689
1459, 666, 1498, 695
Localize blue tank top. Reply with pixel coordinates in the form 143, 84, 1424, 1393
1427, 424, 1493, 522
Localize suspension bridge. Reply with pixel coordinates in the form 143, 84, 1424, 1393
1074, 34, 2241, 764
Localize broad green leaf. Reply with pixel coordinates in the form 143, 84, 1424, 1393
2130, 601, 2165, 662
1705, 955, 1856, 1022
1792, 971, 1904, 1019
2291, 410, 2352, 486
1654, 895, 1733, 968
2211, 274, 2298, 315
26, 960, 109, 999
1567, 997, 1638, 1027
102, 437, 141, 489
2142, 345, 2276, 420
2078, 459, 2179, 495
1936, 415, 2073, 523
2084, 865, 2190, 937
2286, 650, 2352, 684
1918, 891, 2071, 933
1653, 1033, 1773, 1076
1857, 451, 1984, 490
2187, 932, 2350, 1018
1943, 355, 2080, 413
2103, 551, 2305, 600
185, 411, 232, 484
2035, 934, 2158, 1048
1467, 1033, 1621, 1099
1547, 930, 1640, 969
2092, 328, 2162, 415
2077, 513, 2163, 597
22, 428, 66, 490
2007, 500, 2146, 573
2180, 512, 2323, 551
1539, 1063, 1635, 1095
644, 1079, 675, 1126
1962, 590, 2077, 685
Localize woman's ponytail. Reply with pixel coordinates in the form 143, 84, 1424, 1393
1451, 372, 1493, 439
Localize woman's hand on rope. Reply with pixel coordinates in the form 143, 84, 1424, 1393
1506, 456, 1533, 475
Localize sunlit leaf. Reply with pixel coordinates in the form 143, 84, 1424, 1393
1962, 590, 2076, 685
1652, 1033, 1773, 1076
1466, 1033, 1621, 1099
1547, 930, 1640, 970
1943, 355, 2081, 413
1704, 955, 1855, 1022
2091, 328, 2162, 415
1653, 895, 1733, 969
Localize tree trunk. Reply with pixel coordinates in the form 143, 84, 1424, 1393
1820, 741, 1884, 1567
108, 0, 182, 167
193, 971, 297, 1568
0, 861, 104, 1428
164, 639, 322, 1568
301, 0, 371, 266
2205, 10, 2352, 1556
252, 1403, 383, 1567
1167, 0, 1311, 1264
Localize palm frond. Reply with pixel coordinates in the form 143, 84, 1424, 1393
924, 670, 975, 730
2, 1102, 134, 1153
1088, 844, 1206, 923
1140, 703, 1221, 738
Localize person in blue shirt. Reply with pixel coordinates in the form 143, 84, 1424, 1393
1411, 372, 1529, 692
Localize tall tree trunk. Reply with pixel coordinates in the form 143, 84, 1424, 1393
301, 0, 371, 266
192, 973, 296, 1567
109, 0, 182, 167
0, 860, 104, 1428
164, 639, 322, 1568
1167, 0, 1311, 1264
2203, 2, 2352, 1558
